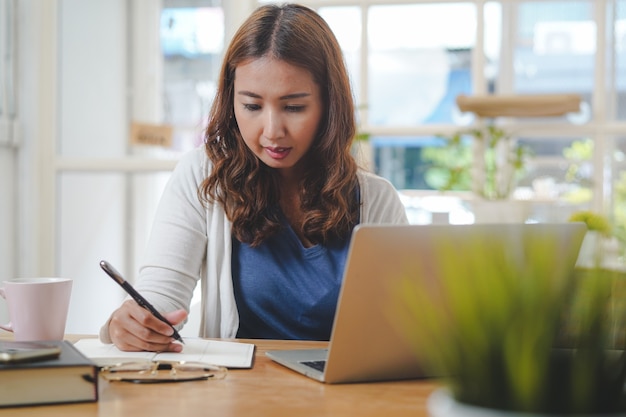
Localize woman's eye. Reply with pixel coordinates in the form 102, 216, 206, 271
285, 105, 305, 113
243, 103, 261, 111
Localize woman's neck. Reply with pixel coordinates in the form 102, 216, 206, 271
278, 178, 314, 247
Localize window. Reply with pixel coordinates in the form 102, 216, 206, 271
292, 0, 626, 228
366, 3, 475, 127
161, 4, 224, 152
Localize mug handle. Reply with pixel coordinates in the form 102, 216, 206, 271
0, 288, 14, 333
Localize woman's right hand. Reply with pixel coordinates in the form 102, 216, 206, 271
107, 299, 188, 352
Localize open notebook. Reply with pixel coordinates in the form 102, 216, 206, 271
74, 338, 255, 369
266, 222, 587, 383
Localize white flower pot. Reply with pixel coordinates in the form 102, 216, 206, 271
427, 389, 626, 417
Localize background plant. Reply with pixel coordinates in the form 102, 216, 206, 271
569, 210, 612, 237
423, 125, 530, 199
422, 132, 472, 192
613, 171, 626, 254
393, 236, 626, 414
561, 138, 594, 204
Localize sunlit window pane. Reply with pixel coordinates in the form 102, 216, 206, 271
484, 2, 502, 72
509, 1, 594, 123
161, 5, 224, 153
373, 136, 445, 190
615, 0, 626, 121
368, 3, 476, 126
516, 136, 593, 203
318, 7, 361, 105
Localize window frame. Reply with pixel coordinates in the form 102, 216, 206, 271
287, 0, 624, 219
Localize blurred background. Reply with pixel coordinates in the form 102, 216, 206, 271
1, 0, 625, 335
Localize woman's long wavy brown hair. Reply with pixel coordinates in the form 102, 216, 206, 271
199, 3, 359, 247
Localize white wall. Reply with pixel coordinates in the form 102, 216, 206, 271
0, 148, 14, 324
0, 0, 17, 324
0, 0, 53, 326
0, 0, 131, 332
0, 0, 15, 278
57, 0, 130, 333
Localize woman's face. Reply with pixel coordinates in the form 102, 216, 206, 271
233, 56, 323, 178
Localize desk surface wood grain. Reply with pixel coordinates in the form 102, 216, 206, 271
0, 335, 440, 417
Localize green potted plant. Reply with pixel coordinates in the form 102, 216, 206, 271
612, 172, 626, 260
569, 210, 613, 268
422, 131, 473, 192
394, 233, 626, 416
423, 125, 530, 200
423, 125, 532, 222
562, 139, 594, 204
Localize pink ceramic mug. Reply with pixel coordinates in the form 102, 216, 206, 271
0, 278, 73, 341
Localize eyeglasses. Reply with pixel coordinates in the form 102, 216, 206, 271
100, 360, 227, 383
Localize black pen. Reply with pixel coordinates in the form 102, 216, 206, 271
99, 260, 184, 344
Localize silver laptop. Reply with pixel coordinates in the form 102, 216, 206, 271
266, 222, 587, 384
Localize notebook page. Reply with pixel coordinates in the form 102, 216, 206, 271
73, 339, 156, 366
154, 338, 255, 368
74, 338, 255, 368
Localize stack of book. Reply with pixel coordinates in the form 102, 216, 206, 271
0, 340, 98, 407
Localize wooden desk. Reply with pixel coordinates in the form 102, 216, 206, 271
0, 337, 440, 417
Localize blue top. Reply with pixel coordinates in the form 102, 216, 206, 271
232, 223, 352, 340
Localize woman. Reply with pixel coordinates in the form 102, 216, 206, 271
101, 3, 408, 352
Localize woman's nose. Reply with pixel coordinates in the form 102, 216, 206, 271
262, 109, 285, 140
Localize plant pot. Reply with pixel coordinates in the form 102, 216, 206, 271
427, 389, 626, 417
466, 199, 531, 224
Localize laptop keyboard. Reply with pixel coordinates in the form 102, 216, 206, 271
301, 360, 326, 373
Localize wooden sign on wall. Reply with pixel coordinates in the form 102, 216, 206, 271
129, 122, 173, 147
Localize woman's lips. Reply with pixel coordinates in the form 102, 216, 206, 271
265, 146, 291, 160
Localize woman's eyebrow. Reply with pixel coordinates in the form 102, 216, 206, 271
237, 90, 262, 98
279, 92, 311, 100
236, 91, 311, 100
